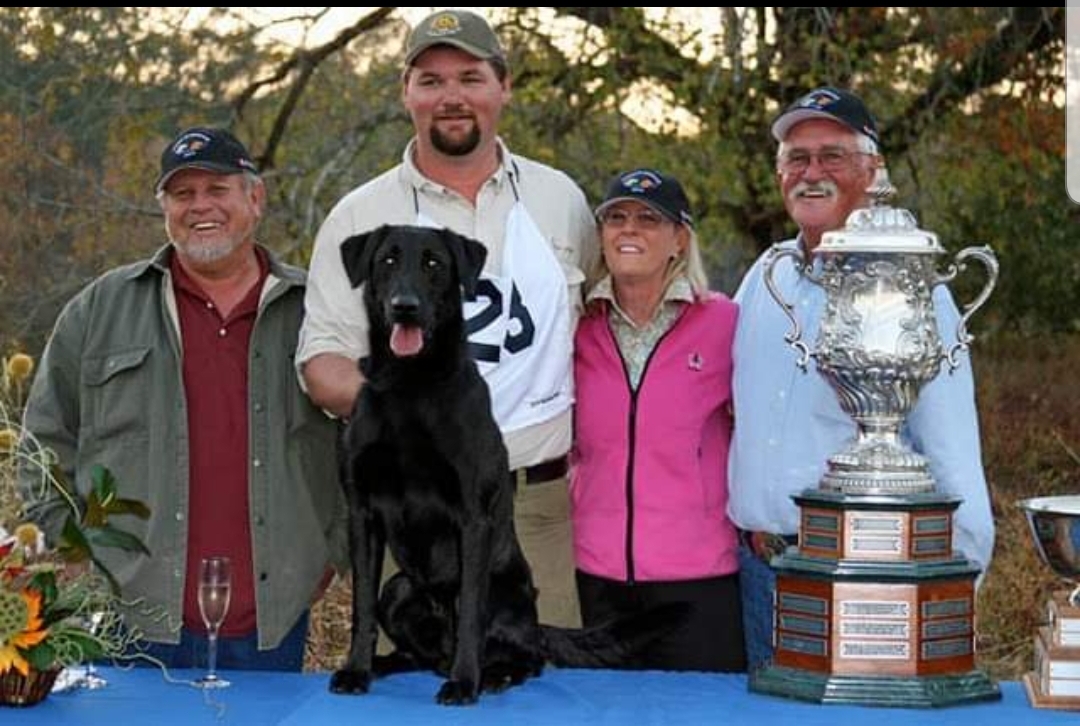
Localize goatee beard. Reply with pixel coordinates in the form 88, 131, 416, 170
430, 125, 481, 156
174, 238, 240, 265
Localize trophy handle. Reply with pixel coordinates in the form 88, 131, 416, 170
935, 245, 999, 370
763, 245, 817, 369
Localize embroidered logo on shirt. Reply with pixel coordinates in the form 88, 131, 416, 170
688, 352, 704, 371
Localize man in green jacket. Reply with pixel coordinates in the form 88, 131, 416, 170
21, 126, 346, 671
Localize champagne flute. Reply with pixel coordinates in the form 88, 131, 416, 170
193, 556, 232, 689
80, 608, 109, 689
77, 562, 108, 689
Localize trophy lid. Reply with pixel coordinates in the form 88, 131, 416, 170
817, 171, 945, 255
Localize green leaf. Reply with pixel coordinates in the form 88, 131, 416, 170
57, 516, 92, 564
104, 497, 151, 519
25, 642, 57, 671
26, 575, 59, 621
89, 463, 117, 506
85, 525, 151, 557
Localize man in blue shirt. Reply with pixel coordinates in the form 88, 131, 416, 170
727, 87, 995, 672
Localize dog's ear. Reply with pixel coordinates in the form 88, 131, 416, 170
340, 226, 389, 289
439, 229, 487, 300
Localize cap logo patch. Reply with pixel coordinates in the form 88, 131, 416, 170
620, 169, 663, 193
796, 88, 841, 110
428, 13, 462, 37
172, 132, 212, 158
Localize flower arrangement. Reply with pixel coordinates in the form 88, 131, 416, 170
0, 351, 150, 702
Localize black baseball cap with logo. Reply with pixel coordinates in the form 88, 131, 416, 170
155, 127, 258, 194
594, 169, 694, 228
404, 10, 506, 66
771, 87, 880, 146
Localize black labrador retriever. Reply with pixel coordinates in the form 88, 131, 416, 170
329, 225, 671, 705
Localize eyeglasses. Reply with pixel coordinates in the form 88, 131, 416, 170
777, 147, 870, 174
599, 208, 669, 230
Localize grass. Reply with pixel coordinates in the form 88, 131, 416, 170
303, 334, 1080, 678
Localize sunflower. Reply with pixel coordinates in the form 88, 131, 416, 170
0, 588, 48, 676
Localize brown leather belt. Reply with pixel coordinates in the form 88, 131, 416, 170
514, 456, 569, 486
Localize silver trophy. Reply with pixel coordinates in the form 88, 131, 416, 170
749, 185, 1001, 707
1018, 495, 1080, 708
764, 190, 998, 495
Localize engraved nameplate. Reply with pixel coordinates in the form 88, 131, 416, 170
779, 593, 828, 616
840, 640, 910, 659
803, 533, 839, 550
778, 633, 827, 656
806, 513, 839, 531
841, 600, 909, 618
852, 516, 902, 532
914, 515, 949, 534
922, 618, 972, 639
922, 637, 972, 659
922, 599, 970, 618
912, 537, 949, 554
851, 537, 903, 553
840, 620, 910, 639
779, 614, 828, 636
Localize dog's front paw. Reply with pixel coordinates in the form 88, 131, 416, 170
435, 678, 479, 706
329, 668, 373, 695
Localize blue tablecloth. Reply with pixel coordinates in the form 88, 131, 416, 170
2, 667, 1071, 725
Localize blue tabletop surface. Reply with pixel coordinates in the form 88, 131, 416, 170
2, 667, 1072, 725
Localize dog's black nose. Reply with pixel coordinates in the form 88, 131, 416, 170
390, 293, 420, 317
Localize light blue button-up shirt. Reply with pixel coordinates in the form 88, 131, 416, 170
727, 237, 995, 574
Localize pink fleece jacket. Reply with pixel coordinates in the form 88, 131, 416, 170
570, 293, 740, 582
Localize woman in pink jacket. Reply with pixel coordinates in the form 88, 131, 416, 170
570, 169, 744, 671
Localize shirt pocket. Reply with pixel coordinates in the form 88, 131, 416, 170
84, 347, 153, 440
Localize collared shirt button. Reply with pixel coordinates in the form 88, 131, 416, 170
175, 511, 184, 521
253, 458, 262, 468
218, 327, 227, 337
254, 403, 263, 413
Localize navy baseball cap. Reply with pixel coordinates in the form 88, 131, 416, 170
404, 10, 505, 67
155, 127, 258, 193
595, 169, 694, 228
771, 87, 880, 146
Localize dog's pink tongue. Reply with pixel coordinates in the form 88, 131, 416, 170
390, 324, 424, 357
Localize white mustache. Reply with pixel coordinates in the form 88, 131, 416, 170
789, 179, 839, 201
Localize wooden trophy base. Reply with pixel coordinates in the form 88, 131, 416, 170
1024, 620, 1080, 709
1023, 672, 1080, 710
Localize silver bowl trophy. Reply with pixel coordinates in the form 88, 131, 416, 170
748, 183, 1001, 707
1018, 495, 1080, 709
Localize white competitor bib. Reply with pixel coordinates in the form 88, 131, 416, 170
416, 203, 572, 431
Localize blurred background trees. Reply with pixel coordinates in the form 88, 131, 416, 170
0, 7, 1071, 354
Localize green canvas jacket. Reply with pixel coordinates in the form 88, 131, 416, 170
21, 244, 347, 649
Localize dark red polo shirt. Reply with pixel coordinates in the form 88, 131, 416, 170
171, 248, 268, 637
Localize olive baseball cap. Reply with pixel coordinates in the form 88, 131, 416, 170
404, 10, 505, 66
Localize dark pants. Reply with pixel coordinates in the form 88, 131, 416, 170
576, 570, 746, 672
133, 612, 310, 672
